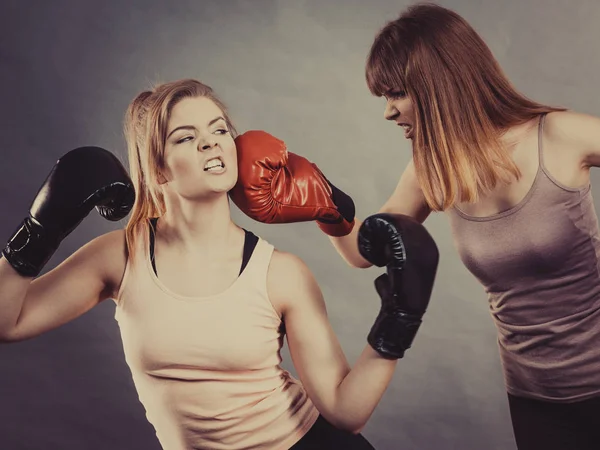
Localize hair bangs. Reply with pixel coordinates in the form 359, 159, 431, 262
366, 29, 408, 97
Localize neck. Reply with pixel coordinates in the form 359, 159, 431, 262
158, 193, 242, 258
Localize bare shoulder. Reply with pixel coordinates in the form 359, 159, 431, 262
544, 110, 600, 136
266, 249, 322, 316
267, 249, 316, 295
544, 110, 600, 165
86, 229, 128, 298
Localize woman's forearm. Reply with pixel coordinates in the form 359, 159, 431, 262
329, 346, 398, 433
327, 220, 372, 269
0, 258, 32, 340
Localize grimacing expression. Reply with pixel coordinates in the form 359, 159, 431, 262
383, 89, 415, 140
162, 96, 237, 199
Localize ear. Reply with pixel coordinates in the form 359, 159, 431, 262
156, 171, 169, 185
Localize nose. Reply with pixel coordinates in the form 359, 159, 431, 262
198, 134, 217, 151
384, 99, 399, 121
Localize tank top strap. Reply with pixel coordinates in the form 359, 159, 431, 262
537, 113, 548, 171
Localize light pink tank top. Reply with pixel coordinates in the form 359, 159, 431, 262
448, 114, 600, 402
113, 226, 319, 449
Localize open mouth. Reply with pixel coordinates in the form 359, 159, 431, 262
398, 123, 413, 139
204, 157, 225, 172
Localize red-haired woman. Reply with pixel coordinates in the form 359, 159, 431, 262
231, 3, 600, 449
333, 4, 600, 449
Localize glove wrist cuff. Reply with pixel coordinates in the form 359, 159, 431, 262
2, 218, 58, 277
368, 310, 423, 359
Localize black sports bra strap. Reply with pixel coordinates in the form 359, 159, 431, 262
148, 219, 258, 277
240, 229, 259, 275
149, 218, 159, 276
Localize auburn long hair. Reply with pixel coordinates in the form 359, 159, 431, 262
123, 79, 237, 257
366, 3, 566, 210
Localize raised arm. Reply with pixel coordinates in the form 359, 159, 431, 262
0, 230, 127, 342
267, 250, 394, 433
0, 146, 133, 342
268, 214, 439, 433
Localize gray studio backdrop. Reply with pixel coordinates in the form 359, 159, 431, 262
1, 0, 598, 449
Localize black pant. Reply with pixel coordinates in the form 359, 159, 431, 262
508, 393, 600, 450
290, 415, 375, 450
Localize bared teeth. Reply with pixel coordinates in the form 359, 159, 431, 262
204, 158, 224, 170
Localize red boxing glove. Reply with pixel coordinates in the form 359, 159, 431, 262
229, 130, 355, 237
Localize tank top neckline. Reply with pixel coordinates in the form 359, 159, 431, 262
142, 222, 262, 302
452, 113, 588, 223
453, 167, 543, 222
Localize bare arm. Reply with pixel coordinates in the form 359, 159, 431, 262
0, 230, 127, 342
329, 159, 432, 268
268, 250, 397, 434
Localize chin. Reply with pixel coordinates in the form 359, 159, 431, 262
198, 167, 237, 195
213, 177, 238, 194
197, 187, 232, 201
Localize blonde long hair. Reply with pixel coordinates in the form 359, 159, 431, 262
366, 3, 566, 211
123, 79, 237, 257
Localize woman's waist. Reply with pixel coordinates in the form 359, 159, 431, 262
135, 370, 317, 449
499, 343, 600, 402
134, 366, 307, 415
493, 305, 600, 377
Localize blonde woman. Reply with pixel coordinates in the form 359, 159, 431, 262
0, 78, 439, 449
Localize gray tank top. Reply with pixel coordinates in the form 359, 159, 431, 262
448, 114, 600, 402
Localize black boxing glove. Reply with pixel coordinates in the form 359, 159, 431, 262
358, 213, 439, 359
2, 146, 135, 277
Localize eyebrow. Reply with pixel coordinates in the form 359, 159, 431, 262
167, 116, 226, 138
